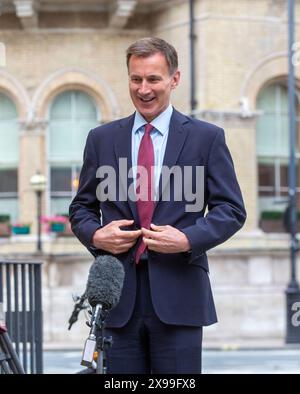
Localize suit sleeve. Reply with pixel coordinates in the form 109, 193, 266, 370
69, 129, 102, 257
181, 128, 247, 261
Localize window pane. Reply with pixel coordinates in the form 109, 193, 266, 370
0, 94, 18, 163
279, 114, 289, 156
258, 163, 275, 187
256, 83, 300, 223
0, 197, 18, 222
49, 90, 98, 162
0, 169, 18, 192
256, 114, 277, 156
259, 196, 281, 213
50, 197, 72, 216
50, 91, 72, 120
0, 93, 17, 120
257, 84, 277, 112
256, 84, 289, 157
72, 166, 81, 193
72, 120, 98, 159
49, 91, 98, 216
49, 120, 73, 161
280, 163, 288, 188
74, 91, 97, 120
51, 167, 72, 192
278, 85, 289, 156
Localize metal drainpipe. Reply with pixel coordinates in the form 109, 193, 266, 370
286, 0, 300, 344
189, 0, 197, 118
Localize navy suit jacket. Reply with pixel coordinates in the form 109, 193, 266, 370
69, 108, 246, 328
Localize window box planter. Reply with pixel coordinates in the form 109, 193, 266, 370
53, 215, 73, 236
41, 215, 68, 234
0, 215, 11, 237
0, 223, 11, 237
11, 224, 31, 235
260, 218, 286, 233
50, 222, 66, 232
58, 221, 73, 237
259, 211, 300, 233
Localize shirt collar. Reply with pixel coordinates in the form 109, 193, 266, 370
132, 104, 173, 135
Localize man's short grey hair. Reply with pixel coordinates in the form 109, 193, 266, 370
126, 37, 178, 75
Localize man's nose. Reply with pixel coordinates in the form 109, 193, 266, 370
138, 80, 151, 95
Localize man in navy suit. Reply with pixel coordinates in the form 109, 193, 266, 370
69, 37, 246, 374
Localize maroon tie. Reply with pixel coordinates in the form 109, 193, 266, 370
135, 123, 155, 264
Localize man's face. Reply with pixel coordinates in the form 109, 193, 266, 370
128, 52, 180, 122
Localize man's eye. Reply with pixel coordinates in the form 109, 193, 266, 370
131, 78, 141, 82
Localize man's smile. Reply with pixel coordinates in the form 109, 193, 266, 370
138, 97, 156, 103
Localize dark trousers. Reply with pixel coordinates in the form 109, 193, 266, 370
105, 261, 203, 374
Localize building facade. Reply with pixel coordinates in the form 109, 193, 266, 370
1, 0, 300, 347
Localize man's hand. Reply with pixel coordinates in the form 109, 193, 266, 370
142, 223, 191, 253
92, 219, 142, 255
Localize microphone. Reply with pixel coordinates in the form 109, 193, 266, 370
81, 255, 124, 370
86, 254, 125, 310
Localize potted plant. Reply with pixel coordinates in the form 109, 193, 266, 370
57, 214, 73, 237
41, 215, 68, 233
259, 210, 300, 233
0, 214, 11, 237
11, 223, 31, 235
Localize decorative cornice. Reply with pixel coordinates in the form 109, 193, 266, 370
13, 0, 38, 29
194, 109, 260, 121
19, 119, 48, 131
109, 0, 138, 28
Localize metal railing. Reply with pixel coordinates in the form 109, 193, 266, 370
0, 260, 43, 374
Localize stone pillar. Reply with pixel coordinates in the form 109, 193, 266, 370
19, 120, 47, 234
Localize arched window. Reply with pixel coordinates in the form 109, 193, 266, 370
256, 83, 299, 230
48, 90, 99, 215
0, 93, 18, 223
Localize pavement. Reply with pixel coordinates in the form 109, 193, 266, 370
43, 348, 300, 374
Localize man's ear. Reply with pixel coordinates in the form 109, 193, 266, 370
171, 70, 181, 89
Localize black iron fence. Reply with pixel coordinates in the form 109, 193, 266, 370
0, 260, 43, 374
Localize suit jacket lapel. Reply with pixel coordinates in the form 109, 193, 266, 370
114, 114, 139, 224
153, 109, 189, 217
113, 109, 189, 225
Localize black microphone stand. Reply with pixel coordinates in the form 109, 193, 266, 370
81, 304, 113, 374
68, 292, 88, 331
94, 304, 113, 374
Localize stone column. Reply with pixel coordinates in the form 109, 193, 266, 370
19, 120, 48, 235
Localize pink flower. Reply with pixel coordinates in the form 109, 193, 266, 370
40, 216, 68, 224
40, 216, 68, 233
12, 223, 30, 228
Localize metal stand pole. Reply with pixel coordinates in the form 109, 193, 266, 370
286, 0, 300, 343
36, 190, 42, 253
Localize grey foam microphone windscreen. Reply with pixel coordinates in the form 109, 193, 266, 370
86, 255, 125, 309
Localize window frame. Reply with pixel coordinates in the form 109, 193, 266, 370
46, 89, 99, 216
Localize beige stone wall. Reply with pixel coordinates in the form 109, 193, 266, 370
200, 0, 293, 110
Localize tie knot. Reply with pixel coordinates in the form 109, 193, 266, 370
144, 124, 154, 135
